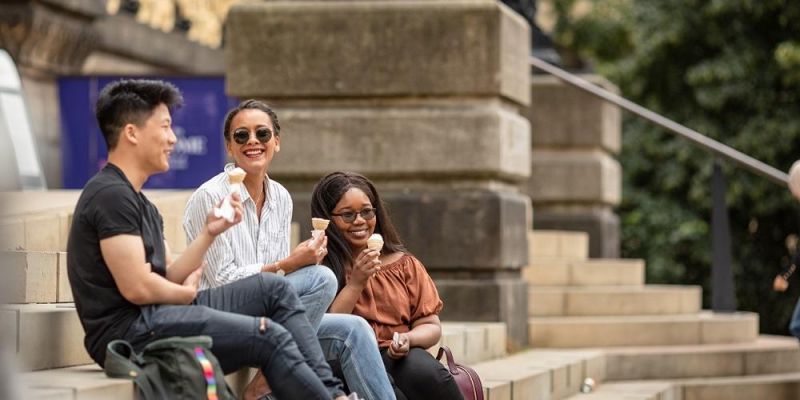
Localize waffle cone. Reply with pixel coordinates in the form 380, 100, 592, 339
312, 218, 330, 231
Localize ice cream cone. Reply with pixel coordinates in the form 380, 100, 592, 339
215, 167, 246, 223
312, 218, 330, 231
227, 167, 246, 185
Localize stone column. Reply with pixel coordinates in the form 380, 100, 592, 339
521, 75, 622, 258
226, 0, 532, 349
0, 0, 104, 188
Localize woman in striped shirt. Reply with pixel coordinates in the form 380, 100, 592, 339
184, 100, 395, 400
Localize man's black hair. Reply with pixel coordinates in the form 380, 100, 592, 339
95, 79, 183, 150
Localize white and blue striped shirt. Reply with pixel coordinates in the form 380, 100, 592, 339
183, 163, 293, 289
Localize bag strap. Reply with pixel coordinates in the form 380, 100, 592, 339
143, 335, 213, 351
104, 339, 158, 399
435, 346, 460, 375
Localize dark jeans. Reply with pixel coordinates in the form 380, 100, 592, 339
790, 295, 800, 340
380, 348, 464, 400
125, 273, 345, 400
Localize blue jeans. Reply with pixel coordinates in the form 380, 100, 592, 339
318, 314, 396, 400
790, 296, 800, 339
286, 266, 394, 400
285, 265, 337, 330
125, 273, 346, 400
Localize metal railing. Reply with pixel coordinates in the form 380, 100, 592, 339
529, 55, 789, 312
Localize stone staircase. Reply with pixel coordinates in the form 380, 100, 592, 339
527, 230, 800, 400
0, 191, 511, 399
5, 190, 800, 399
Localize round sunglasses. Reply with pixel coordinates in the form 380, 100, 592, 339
232, 127, 273, 145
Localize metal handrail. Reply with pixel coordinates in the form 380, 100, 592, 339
529, 56, 789, 186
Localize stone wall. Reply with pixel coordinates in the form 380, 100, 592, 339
226, 0, 533, 349
521, 75, 622, 257
0, 0, 224, 188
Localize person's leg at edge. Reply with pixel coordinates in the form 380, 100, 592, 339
195, 273, 345, 398
128, 303, 332, 400
284, 265, 337, 330
246, 266, 337, 399
317, 314, 396, 400
789, 295, 800, 341
381, 347, 464, 400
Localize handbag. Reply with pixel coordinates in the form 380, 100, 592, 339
436, 346, 484, 400
104, 335, 237, 400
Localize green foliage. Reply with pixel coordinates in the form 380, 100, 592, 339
551, 0, 800, 334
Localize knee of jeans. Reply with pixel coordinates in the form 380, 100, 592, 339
332, 315, 376, 347
258, 272, 289, 291
348, 316, 376, 344
791, 321, 800, 339
308, 265, 337, 304
258, 273, 294, 297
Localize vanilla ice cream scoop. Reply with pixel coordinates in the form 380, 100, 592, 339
227, 167, 246, 185
367, 233, 384, 251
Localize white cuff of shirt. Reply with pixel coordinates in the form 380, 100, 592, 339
244, 262, 264, 277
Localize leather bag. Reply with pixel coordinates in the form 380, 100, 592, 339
436, 346, 484, 400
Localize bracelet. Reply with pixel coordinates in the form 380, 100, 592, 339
783, 264, 797, 280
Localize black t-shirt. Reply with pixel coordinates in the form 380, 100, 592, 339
67, 163, 167, 365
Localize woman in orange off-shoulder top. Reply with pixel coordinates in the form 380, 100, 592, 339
311, 172, 464, 400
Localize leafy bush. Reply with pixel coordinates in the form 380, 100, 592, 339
550, 0, 800, 334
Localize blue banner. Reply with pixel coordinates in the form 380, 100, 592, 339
59, 77, 236, 189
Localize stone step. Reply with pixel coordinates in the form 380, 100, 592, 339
0, 190, 193, 253
437, 322, 507, 364
678, 372, 800, 400
530, 285, 702, 317
0, 251, 71, 304
605, 335, 800, 380
528, 230, 589, 261
0, 212, 71, 252
568, 372, 800, 400
471, 349, 606, 400
0, 190, 192, 219
226, 321, 509, 397
529, 312, 759, 348
1, 306, 504, 370
524, 258, 645, 287
1, 304, 92, 371
23, 365, 134, 400
564, 380, 680, 400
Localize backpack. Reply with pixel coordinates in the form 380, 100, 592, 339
436, 346, 484, 400
104, 335, 237, 400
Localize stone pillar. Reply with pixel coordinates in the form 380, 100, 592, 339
521, 75, 622, 258
0, 0, 104, 188
226, 0, 532, 349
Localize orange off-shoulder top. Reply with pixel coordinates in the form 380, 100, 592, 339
347, 253, 443, 348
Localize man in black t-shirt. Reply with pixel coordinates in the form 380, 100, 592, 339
67, 79, 347, 400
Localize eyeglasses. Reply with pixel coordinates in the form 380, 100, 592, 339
232, 127, 273, 145
331, 208, 376, 223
